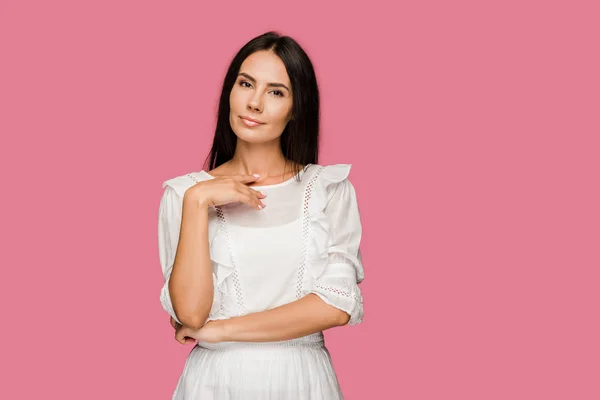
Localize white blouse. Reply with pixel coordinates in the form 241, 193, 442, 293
157, 163, 365, 327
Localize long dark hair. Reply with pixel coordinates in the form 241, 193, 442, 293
203, 31, 320, 180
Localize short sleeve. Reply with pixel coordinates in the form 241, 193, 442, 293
157, 185, 184, 325
308, 170, 365, 325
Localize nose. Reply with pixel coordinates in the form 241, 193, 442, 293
247, 92, 262, 112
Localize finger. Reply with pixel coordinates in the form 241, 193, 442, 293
238, 190, 266, 210
175, 326, 184, 342
239, 186, 267, 207
175, 331, 185, 345
241, 185, 267, 206
231, 174, 261, 184
236, 183, 266, 197
250, 187, 267, 198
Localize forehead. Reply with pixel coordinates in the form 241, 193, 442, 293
239, 51, 291, 86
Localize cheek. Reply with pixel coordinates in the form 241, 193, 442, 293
229, 88, 244, 110
271, 102, 293, 122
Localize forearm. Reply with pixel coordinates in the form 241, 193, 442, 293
169, 195, 214, 329
221, 294, 350, 342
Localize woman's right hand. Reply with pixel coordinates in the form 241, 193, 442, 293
186, 174, 267, 210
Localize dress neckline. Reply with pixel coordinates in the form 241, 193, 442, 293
199, 164, 310, 189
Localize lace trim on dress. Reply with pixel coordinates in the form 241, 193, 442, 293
296, 165, 325, 299
214, 206, 247, 316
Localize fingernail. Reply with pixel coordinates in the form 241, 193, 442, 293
260, 191, 267, 196
258, 204, 263, 209
253, 174, 260, 178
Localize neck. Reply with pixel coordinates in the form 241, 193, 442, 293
231, 139, 292, 177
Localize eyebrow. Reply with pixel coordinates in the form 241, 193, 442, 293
238, 72, 290, 92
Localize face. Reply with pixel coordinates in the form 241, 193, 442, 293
229, 50, 294, 143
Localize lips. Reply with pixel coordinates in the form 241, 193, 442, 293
240, 116, 265, 127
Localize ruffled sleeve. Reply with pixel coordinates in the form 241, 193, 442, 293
306, 164, 365, 325
157, 184, 185, 325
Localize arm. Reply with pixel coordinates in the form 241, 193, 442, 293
220, 293, 349, 343
158, 185, 214, 329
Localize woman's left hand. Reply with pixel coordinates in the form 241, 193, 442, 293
174, 320, 226, 344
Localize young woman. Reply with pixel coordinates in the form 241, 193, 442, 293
157, 31, 365, 399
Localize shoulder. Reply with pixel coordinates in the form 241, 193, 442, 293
308, 163, 353, 182
161, 171, 211, 199
306, 163, 358, 210
309, 163, 355, 194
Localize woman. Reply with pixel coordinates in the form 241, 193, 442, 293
157, 31, 365, 399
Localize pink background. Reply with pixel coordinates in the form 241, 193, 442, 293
1, 0, 599, 399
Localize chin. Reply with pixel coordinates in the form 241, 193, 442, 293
235, 131, 283, 145
231, 127, 266, 142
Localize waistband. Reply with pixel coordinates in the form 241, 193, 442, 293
197, 332, 325, 351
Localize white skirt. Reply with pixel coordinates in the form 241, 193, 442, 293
171, 332, 344, 399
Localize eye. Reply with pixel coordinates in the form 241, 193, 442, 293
239, 80, 252, 88
271, 90, 284, 97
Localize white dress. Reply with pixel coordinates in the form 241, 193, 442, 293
158, 163, 365, 399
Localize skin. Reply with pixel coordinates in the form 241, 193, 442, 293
172, 50, 350, 345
